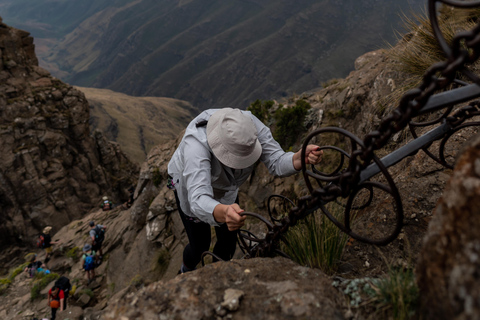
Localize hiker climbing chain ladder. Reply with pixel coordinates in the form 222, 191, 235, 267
224, 0, 480, 260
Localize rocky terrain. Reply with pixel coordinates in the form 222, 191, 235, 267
0, 17, 138, 266
1, 10, 480, 320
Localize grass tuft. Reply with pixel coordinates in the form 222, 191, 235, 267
384, 7, 480, 114
129, 274, 144, 288
365, 266, 419, 320
281, 204, 349, 275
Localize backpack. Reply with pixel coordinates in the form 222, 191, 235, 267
94, 225, 105, 243
36, 234, 45, 248
84, 254, 95, 271
54, 276, 71, 297
102, 201, 111, 211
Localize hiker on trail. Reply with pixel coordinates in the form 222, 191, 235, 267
81, 244, 96, 284
39, 226, 60, 263
47, 285, 65, 320
24, 254, 45, 278
89, 221, 106, 261
168, 108, 323, 273
100, 196, 113, 211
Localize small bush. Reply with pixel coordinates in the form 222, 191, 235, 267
152, 168, 162, 187
10, 263, 28, 280
31, 272, 59, 300
0, 262, 29, 294
66, 246, 80, 261
153, 248, 170, 275
247, 99, 274, 124
80, 288, 94, 298
273, 100, 311, 150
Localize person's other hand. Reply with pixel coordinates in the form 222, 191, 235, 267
293, 144, 324, 170
305, 145, 323, 165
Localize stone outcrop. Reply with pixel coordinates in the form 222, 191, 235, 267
0, 17, 138, 254
103, 257, 346, 320
416, 134, 480, 319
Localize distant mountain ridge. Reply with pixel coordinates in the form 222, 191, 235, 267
78, 86, 198, 163
1, 0, 424, 110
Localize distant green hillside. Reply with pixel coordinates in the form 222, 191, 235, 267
1, 0, 425, 110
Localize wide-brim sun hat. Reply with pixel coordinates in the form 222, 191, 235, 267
102, 196, 108, 201
83, 244, 92, 252
43, 226, 52, 234
206, 108, 262, 169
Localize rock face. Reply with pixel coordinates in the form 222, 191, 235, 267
103, 257, 346, 320
0, 18, 138, 253
416, 134, 480, 319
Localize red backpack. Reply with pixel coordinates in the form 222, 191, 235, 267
103, 201, 111, 211
36, 234, 45, 248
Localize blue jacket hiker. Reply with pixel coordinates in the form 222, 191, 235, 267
82, 244, 96, 284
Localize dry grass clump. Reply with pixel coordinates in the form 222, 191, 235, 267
382, 6, 480, 114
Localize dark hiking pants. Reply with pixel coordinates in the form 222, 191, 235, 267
175, 191, 238, 270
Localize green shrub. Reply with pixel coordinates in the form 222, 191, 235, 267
30, 272, 59, 301
281, 203, 349, 275
0, 262, 29, 294
152, 168, 162, 187
273, 100, 311, 150
247, 99, 274, 124
153, 248, 170, 275
66, 246, 80, 261
80, 288, 94, 298
10, 263, 28, 280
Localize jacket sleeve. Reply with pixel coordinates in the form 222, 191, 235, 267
182, 133, 221, 226
250, 115, 298, 177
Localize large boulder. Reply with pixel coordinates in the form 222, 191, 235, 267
103, 257, 346, 320
417, 134, 480, 319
